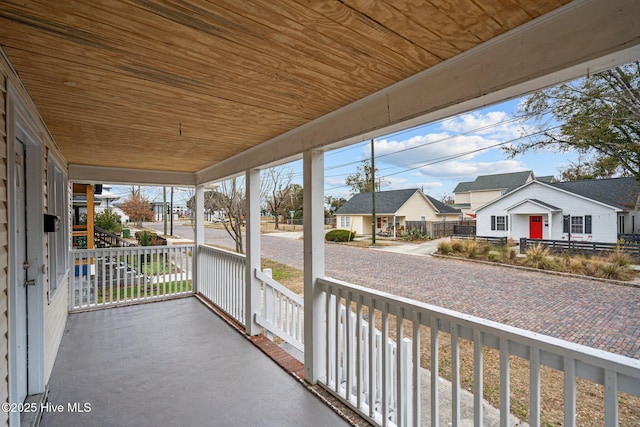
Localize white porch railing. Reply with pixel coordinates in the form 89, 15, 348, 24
255, 268, 304, 352
70, 245, 194, 311
198, 245, 246, 325
317, 276, 640, 427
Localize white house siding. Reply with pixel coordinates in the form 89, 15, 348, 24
1, 53, 69, 422
43, 151, 68, 382
0, 63, 9, 427
477, 182, 620, 243
44, 284, 67, 380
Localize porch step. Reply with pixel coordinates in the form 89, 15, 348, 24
20, 386, 48, 427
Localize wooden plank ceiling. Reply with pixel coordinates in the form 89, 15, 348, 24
0, 0, 570, 173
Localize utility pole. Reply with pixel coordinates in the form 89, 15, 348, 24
170, 187, 174, 236
371, 139, 376, 245
163, 186, 167, 236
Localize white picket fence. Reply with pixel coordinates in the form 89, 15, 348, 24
70, 245, 194, 311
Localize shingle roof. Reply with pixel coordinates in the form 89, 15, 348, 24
452, 181, 473, 193
336, 188, 460, 215
425, 195, 461, 214
549, 177, 640, 210
336, 189, 419, 215
470, 170, 533, 192
453, 171, 533, 194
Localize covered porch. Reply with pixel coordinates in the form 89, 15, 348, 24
1, 1, 640, 426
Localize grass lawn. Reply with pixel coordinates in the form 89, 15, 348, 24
97, 280, 192, 303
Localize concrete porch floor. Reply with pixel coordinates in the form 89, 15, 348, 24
42, 297, 349, 427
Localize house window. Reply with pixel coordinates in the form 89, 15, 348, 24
47, 158, 69, 301
340, 216, 350, 228
571, 216, 583, 234
491, 215, 508, 231
563, 215, 592, 234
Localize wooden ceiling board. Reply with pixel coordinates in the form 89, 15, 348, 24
0, 0, 573, 175
0, 4, 367, 113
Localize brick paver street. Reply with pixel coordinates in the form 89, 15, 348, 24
148, 223, 640, 359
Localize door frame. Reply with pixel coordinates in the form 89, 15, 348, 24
7, 82, 46, 420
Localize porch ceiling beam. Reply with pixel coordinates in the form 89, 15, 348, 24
196, 0, 640, 185
68, 164, 196, 187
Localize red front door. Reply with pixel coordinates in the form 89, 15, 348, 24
529, 216, 543, 239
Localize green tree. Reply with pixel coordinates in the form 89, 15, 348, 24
506, 61, 640, 181
324, 195, 347, 217
94, 208, 122, 234
345, 160, 380, 194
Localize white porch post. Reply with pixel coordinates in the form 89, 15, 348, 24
548, 212, 553, 239
304, 149, 325, 384
194, 184, 205, 293
245, 168, 261, 335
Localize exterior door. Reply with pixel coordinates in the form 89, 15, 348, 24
13, 137, 28, 403
529, 215, 543, 239
377, 217, 382, 231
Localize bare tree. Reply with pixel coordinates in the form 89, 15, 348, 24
218, 177, 246, 253
262, 166, 293, 230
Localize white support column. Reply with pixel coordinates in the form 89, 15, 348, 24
548, 212, 553, 239
245, 168, 261, 335
303, 149, 326, 384
194, 184, 205, 293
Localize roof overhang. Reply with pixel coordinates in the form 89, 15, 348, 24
1, 0, 639, 186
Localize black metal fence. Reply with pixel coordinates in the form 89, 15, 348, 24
519, 238, 640, 259
452, 235, 508, 246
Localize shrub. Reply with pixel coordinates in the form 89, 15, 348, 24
401, 227, 429, 241
437, 241, 453, 255
451, 239, 465, 253
487, 251, 502, 262
95, 208, 122, 234
522, 244, 559, 270
325, 229, 355, 242
606, 248, 632, 268
463, 240, 480, 259
135, 231, 154, 246
596, 262, 631, 281
479, 243, 493, 256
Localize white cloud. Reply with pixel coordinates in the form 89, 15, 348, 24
414, 159, 528, 181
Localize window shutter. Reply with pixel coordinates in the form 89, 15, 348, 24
585, 215, 592, 234
563, 215, 570, 233
491, 215, 496, 231
505, 216, 508, 231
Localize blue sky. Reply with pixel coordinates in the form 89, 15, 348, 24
109, 96, 578, 206
296, 96, 577, 201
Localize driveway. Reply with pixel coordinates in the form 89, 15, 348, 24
145, 222, 640, 359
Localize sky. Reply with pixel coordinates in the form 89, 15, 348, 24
108, 95, 579, 206
297, 96, 577, 202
